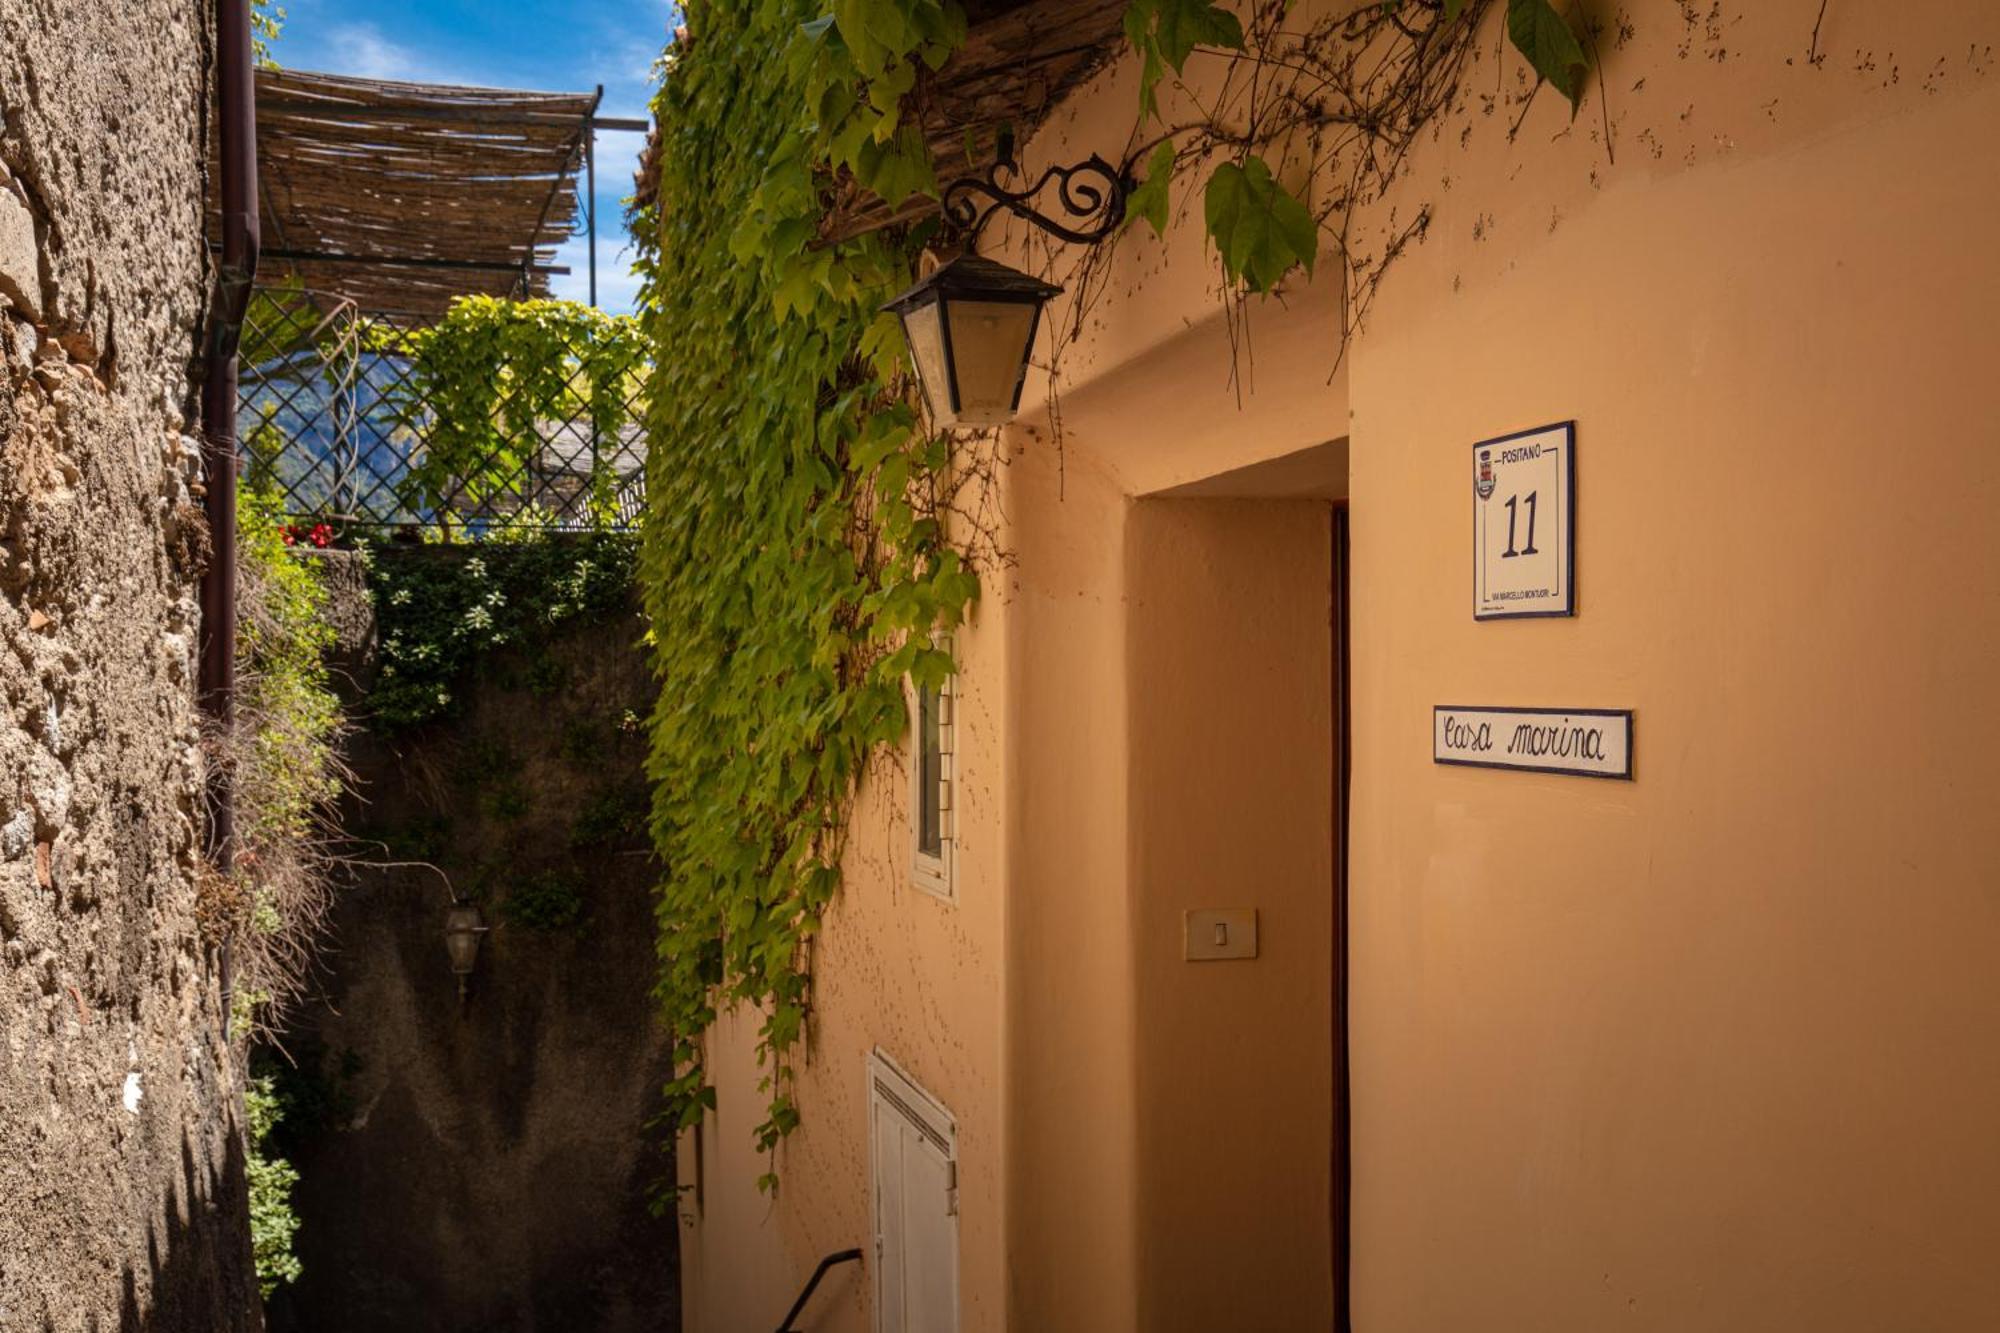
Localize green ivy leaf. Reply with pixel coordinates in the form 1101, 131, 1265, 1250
856, 122, 937, 207
1125, 139, 1178, 237
1155, 0, 1242, 71
866, 55, 916, 119
1203, 155, 1318, 292
1506, 0, 1589, 112
1137, 44, 1166, 120
1127, 0, 1245, 120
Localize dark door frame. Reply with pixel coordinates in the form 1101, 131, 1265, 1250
1333, 502, 1352, 1333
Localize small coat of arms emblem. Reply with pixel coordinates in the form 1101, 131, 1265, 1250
1474, 449, 1497, 500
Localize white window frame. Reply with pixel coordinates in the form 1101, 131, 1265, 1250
909, 639, 956, 901
868, 1049, 959, 1333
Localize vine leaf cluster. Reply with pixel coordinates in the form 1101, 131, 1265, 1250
639, 0, 986, 1194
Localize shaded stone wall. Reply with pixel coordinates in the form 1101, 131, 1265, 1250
0, 2, 261, 1330
267, 552, 677, 1333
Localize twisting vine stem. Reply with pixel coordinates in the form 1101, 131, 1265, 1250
638, 0, 994, 1195
1019, 0, 1591, 405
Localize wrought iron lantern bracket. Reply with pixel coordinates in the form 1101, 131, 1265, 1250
941, 133, 1130, 247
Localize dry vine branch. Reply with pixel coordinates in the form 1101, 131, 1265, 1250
1005, 0, 1508, 419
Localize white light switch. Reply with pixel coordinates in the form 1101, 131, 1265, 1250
1184, 909, 1257, 961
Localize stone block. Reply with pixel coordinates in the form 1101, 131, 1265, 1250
0, 184, 42, 322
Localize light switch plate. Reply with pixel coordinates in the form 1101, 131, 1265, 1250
1184, 909, 1258, 961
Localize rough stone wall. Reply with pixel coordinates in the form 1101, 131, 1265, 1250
0, 2, 260, 1329
266, 554, 677, 1333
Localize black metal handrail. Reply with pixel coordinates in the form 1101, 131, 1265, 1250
775, 1247, 864, 1332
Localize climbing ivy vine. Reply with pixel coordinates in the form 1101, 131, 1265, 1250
638, 0, 978, 1192
639, 0, 1594, 1187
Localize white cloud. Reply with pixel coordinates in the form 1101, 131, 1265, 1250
322, 22, 476, 85
591, 131, 648, 204
547, 233, 647, 317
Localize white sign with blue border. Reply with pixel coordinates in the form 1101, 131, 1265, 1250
1434, 706, 1633, 779
1474, 421, 1574, 619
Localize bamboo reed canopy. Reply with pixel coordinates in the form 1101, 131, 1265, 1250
241, 68, 598, 317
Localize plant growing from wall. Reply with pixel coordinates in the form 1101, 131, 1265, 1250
503, 870, 588, 932
366, 533, 637, 730
189, 455, 345, 1307
245, 1074, 304, 1298
201, 476, 348, 1040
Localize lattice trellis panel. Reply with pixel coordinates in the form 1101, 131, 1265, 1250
237, 286, 649, 534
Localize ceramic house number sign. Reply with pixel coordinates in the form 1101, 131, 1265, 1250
1474, 421, 1574, 619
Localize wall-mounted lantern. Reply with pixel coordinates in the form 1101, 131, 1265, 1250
883, 256, 1062, 429
443, 900, 490, 1003
881, 141, 1129, 429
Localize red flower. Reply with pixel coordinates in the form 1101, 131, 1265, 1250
280, 526, 297, 546
309, 523, 333, 548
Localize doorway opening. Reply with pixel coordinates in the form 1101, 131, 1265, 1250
1127, 437, 1350, 1329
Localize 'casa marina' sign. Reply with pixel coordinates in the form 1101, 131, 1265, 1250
1474, 421, 1574, 619
1434, 706, 1633, 780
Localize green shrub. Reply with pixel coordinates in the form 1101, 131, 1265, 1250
559, 716, 609, 767
503, 871, 585, 931
482, 779, 531, 825
367, 534, 637, 731
570, 785, 648, 850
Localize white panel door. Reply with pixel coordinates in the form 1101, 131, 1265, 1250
870, 1052, 958, 1333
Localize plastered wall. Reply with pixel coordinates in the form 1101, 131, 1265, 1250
680, 3, 2000, 1330
1343, 7, 2000, 1328
1126, 499, 1335, 1331
678, 551, 1012, 1332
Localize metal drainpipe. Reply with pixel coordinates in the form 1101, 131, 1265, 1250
200, 0, 259, 1022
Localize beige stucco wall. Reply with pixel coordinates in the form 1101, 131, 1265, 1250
1000, 437, 1136, 1330
677, 552, 1012, 1332
1343, 9, 2000, 1328
680, 3, 2000, 1330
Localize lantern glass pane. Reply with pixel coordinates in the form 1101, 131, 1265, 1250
900, 300, 953, 424
444, 907, 482, 970
943, 298, 1038, 427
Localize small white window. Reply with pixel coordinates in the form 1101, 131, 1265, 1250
869, 1050, 958, 1333
910, 644, 955, 900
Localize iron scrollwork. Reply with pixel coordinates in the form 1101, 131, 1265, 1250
942, 149, 1130, 246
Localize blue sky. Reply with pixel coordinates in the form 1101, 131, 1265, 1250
269, 0, 678, 314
